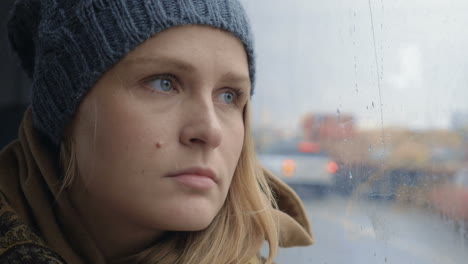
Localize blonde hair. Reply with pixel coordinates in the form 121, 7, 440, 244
60, 102, 279, 264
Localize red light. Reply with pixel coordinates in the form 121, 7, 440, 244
298, 141, 321, 153
327, 161, 339, 174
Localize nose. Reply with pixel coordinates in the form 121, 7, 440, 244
179, 99, 222, 150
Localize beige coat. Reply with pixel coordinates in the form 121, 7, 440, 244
0, 110, 313, 263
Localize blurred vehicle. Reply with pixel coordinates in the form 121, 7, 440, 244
258, 140, 339, 198
430, 166, 468, 238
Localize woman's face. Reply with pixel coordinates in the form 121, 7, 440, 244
70, 26, 250, 236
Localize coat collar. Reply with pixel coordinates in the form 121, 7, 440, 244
0, 109, 106, 264
264, 167, 314, 247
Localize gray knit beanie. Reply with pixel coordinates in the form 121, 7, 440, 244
7, 0, 255, 146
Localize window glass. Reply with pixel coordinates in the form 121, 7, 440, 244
242, 0, 468, 263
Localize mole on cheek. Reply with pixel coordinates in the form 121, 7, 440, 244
155, 142, 163, 149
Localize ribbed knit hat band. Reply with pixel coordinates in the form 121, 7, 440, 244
8, 0, 255, 146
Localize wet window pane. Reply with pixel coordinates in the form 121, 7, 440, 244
243, 0, 468, 263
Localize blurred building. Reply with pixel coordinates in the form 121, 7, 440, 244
451, 112, 468, 153
451, 112, 468, 131
301, 112, 355, 142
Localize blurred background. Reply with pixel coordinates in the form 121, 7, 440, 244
2, 0, 468, 263
239, 0, 468, 263
0, 0, 30, 148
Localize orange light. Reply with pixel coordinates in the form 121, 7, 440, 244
326, 161, 339, 174
282, 159, 296, 178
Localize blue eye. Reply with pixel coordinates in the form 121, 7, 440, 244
221, 91, 235, 104
148, 78, 174, 92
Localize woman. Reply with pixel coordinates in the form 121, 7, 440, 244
0, 0, 313, 263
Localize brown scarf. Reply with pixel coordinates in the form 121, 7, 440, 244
0, 109, 313, 263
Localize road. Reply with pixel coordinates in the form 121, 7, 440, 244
264, 194, 468, 264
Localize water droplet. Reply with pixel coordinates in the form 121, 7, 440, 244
349, 171, 353, 179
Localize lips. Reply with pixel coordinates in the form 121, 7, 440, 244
167, 167, 218, 183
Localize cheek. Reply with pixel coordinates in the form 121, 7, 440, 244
73, 96, 172, 184
234, 126, 245, 157
224, 120, 245, 178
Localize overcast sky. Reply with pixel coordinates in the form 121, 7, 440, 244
241, 0, 468, 132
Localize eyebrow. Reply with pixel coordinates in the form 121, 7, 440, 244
123, 56, 196, 73
220, 71, 251, 87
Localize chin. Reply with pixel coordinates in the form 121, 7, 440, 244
162, 204, 220, 232
175, 212, 217, 231
147, 195, 226, 232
